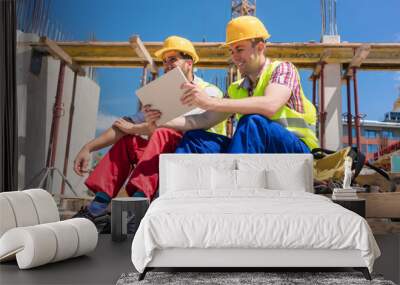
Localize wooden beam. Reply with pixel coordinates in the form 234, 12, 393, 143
39, 37, 85, 76
343, 44, 371, 77
74, 56, 148, 63
30, 41, 400, 70
349, 45, 372, 67
309, 49, 332, 79
129, 35, 158, 74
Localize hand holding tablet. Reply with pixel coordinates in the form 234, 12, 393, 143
136, 67, 197, 126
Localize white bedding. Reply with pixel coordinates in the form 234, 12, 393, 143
131, 190, 380, 273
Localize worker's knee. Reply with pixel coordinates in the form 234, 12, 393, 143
151, 127, 181, 139
177, 130, 210, 147
153, 127, 175, 134
237, 114, 272, 128
182, 129, 208, 139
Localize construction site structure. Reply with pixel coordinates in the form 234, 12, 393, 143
371, 142, 400, 171
366, 94, 400, 170
341, 93, 400, 162
231, 0, 256, 18
13, 0, 400, 230
342, 119, 400, 161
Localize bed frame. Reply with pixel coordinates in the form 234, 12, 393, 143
137, 154, 372, 281
138, 248, 371, 280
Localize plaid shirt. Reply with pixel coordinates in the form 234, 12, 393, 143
240, 61, 304, 113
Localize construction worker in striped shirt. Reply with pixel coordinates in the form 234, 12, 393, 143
145, 16, 319, 154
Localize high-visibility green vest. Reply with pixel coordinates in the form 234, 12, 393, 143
196, 78, 227, 136
227, 61, 319, 150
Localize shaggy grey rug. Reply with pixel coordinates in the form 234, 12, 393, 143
116, 271, 395, 285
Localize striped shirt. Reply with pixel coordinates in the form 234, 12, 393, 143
240, 61, 304, 113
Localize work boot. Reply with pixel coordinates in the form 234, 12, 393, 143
72, 202, 111, 234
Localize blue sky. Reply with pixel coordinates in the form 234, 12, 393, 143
51, 0, 400, 132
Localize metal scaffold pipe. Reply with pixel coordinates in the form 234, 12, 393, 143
353, 67, 362, 151
346, 76, 353, 147
319, 63, 326, 148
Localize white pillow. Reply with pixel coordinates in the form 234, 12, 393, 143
167, 162, 211, 191
166, 159, 237, 192
266, 161, 307, 192
237, 169, 267, 189
211, 169, 267, 190
211, 168, 237, 190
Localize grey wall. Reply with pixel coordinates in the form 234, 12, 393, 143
16, 31, 100, 197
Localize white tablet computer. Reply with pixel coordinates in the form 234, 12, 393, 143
135, 67, 196, 126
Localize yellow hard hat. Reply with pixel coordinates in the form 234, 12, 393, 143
224, 16, 271, 46
154, 36, 199, 64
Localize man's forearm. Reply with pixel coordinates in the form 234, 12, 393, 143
161, 116, 187, 131
210, 96, 277, 118
84, 122, 151, 152
84, 126, 125, 152
162, 111, 230, 132
209, 83, 291, 118
129, 123, 151, 135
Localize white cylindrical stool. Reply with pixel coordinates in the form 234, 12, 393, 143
111, 197, 149, 242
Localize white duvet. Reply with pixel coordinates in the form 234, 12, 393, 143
131, 190, 380, 273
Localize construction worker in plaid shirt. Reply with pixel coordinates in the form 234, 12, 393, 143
145, 16, 319, 154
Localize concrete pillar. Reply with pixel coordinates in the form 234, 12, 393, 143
320, 35, 343, 150
16, 31, 100, 196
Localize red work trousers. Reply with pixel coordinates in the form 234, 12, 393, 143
85, 128, 183, 200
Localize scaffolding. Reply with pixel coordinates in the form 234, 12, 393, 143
29, 40, 400, 70
25, 36, 400, 225
12, 0, 400, 236
18, 0, 400, 183
30, 37, 400, 153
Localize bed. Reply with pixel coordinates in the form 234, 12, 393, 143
131, 154, 380, 280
